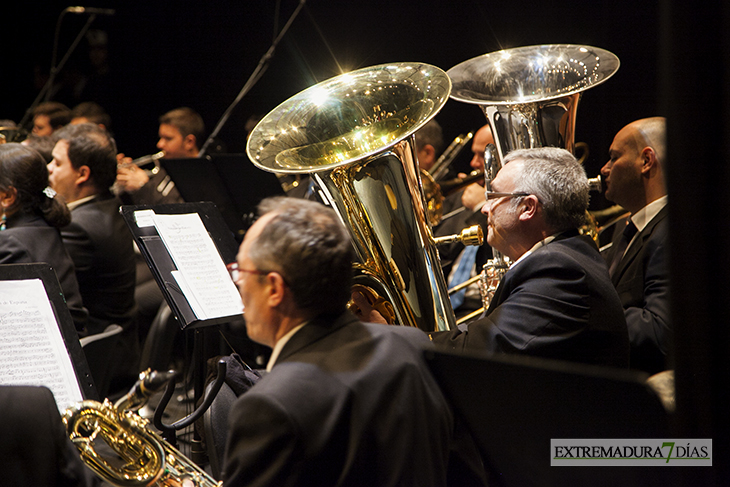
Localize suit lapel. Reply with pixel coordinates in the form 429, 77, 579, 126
611, 206, 668, 285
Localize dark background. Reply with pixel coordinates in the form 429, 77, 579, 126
2, 0, 661, 210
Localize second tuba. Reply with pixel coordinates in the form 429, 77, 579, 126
247, 63, 455, 332
446, 44, 620, 317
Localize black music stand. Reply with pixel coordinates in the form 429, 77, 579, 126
425, 349, 676, 487
160, 154, 285, 241
121, 202, 241, 331
0, 263, 97, 401
121, 202, 243, 463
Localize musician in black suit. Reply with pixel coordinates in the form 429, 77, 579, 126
1, 385, 99, 486
433, 147, 630, 368
0, 143, 89, 334
434, 124, 493, 317
222, 197, 454, 487
601, 117, 670, 374
49, 123, 138, 390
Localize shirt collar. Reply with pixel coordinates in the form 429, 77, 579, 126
266, 322, 307, 372
511, 234, 558, 268
67, 194, 97, 210
630, 195, 668, 232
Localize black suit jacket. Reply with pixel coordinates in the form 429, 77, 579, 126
604, 206, 670, 374
61, 192, 136, 335
0, 385, 99, 487
434, 232, 630, 368
0, 212, 88, 334
222, 312, 453, 487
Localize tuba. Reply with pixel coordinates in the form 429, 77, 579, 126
446, 44, 620, 318
63, 370, 221, 487
247, 63, 459, 332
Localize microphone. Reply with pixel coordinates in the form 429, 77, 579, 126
65, 6, 116, 15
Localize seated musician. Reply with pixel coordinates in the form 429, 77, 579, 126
222, 197, 455, 487
430, 147, 630, 367
601, 117, 670, 374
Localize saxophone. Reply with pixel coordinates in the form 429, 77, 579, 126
63, 370, 221, 487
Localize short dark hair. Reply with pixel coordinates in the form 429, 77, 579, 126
53, 123, 118, 192
415, 119, 444, 154
71, 101, 112, 129
0, 143, 71, 228
33, 101, 72, 130
22, 134, 55, 163
159, 107, 205, 149
248, 197, 354, 315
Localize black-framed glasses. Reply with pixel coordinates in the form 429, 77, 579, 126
484, 191, 531, 200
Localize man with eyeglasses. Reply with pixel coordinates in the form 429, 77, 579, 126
432, 146, 630, 368
222, 196, 456, 487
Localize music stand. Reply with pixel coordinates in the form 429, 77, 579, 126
0, 263, 97, 403
121, 202, 241, 331
160, 154, 285, 241
425, 349, 676, 487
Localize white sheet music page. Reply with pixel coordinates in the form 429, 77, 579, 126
0, 279, 84, 412
153, 212, 243, 320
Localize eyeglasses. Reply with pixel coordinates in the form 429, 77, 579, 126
227, 262, 289, 287
227, 262, 268, 283
484, 191, 531, 200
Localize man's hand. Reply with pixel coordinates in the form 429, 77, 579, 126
349, 288, 390, 324
462, 182, 486, 212
116, 153, 150, 193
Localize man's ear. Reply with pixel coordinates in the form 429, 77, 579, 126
518, 194, 539, 221
75, 165, 91, 186
266, 272, 287, 307
183, 134, 197, 152
640, 147, 658, 174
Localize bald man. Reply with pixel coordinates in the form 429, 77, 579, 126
601, 117, 671, 374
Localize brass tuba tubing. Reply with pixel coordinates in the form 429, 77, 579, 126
447, 44, 620, 314
247, 63, 456, 332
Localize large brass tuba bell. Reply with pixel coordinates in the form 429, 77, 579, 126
247, 63, 454, 332
446, 44, 620, 319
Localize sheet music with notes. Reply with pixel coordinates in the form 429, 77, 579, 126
0, 279, 84, 412
150, 212, 243, 320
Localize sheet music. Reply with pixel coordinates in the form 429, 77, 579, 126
0, 279, 84, 412
151, 212, 243, 320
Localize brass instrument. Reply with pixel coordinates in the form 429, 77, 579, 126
131, 150, 165, 167
429, 132, 473, 180
63, 370, 221, 487
446, 44, 620, 321
247, 63, 460, 332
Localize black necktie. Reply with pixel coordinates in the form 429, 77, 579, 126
608, 220, 638, 277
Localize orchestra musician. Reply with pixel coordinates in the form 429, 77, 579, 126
0, 143, 89, 334
48, 123, 138, 393
31, 101, 72, 137
115, 106, 202, 206
601, 116, 670, 374
433, 124, 493, 317
223, 196, 454, 487
429, 147, 631, 367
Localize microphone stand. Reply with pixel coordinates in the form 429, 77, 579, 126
19, 9, 98, 129
199, 0, 307, 157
